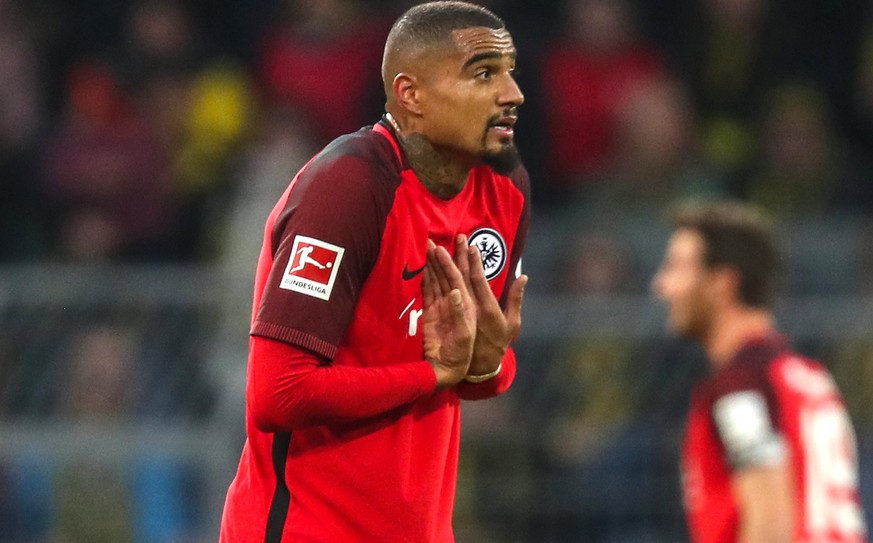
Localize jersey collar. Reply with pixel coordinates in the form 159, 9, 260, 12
374, 115, 412, 171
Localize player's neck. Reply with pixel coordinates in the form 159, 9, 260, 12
704, 307, 775, 370
384, 114, 471, 198
398, 132, 471, 199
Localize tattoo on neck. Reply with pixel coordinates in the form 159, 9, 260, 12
399, 133, 467, 199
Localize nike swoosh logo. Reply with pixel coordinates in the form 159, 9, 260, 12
402, 263, 426, 280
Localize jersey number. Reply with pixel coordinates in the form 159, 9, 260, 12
801, 402, 866, 538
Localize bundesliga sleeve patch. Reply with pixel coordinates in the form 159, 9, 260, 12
280, 235, 344, 300
713, 390, 786, 468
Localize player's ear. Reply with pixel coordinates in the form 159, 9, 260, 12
393, 73, 424, 116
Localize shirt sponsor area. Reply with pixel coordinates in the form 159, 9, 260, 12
280, 235, 344, 300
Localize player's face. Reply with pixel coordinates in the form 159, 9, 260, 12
419, 26, 524, 172
652, 229, 716, 340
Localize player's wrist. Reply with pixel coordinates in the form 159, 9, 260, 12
469, 342, 507, 375
428, 358, 470, 389
464, 362, 502, 384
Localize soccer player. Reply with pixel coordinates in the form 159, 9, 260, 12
652, 200, 868, 543
219, 2, 530, 542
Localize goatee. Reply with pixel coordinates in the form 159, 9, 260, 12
483, 143, 522, 175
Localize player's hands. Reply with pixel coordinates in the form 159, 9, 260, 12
453, 234, 527, 376
422, 241, 476, 389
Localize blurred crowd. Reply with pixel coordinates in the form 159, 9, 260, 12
3, 0, 873, 541
2, 0, 873, 265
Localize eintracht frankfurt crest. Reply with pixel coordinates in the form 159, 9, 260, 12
469, 228, 506, 281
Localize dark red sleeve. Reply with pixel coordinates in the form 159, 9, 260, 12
253, 133, 399, 358
500, 163, 531, 308
711, 346, 780, 421
249, 336, 437, 431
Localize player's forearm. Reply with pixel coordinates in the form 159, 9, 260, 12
455, 347, 516, 401
249, 336, 436, 431
734, 466, 794, 543
737, 517, 793, 543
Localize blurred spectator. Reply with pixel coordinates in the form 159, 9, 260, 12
113, 0, 208, 84
117, 0, 255, 259
849, 8, 873, 151
528, 333, 695, 542
0, 0, 46, 155
39, 59, 181, 262
60, 323, 142, 421
52, 322, 201, 543
582, 74, 729, 213
256, 0, 391, 145
0, 0, 51, 260
52, 323, 140, 542
136, 307, 217, 422
535, 0, 664, 202
554, 230, 639, 296
520, 217, 686, 541
540, 337, 641, 467
138, 61, 255, 258
742, 82, 873, 218
39, 0, 256, 262
670, 0, 776, 178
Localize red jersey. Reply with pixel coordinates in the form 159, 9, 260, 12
220, 118, 530, 542
682, 334, 867, 543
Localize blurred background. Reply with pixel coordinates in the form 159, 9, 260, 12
2, 0, 873, 541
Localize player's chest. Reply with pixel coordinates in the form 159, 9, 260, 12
358, 178, 516, 339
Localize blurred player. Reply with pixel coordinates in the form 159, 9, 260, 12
652, 200, 867, 543
219, 2, 530, 542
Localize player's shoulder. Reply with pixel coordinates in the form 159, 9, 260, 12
709, 335, 787, 397
488, 162, 531, 194
770, 352, 840, 399
300, 125, 402, 193
505, 162, 531, 193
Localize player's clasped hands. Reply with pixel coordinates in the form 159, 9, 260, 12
453, 234, 527, 376
423, 240, 477, 388
422, 236, 527, 389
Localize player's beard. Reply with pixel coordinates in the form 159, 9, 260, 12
482, 142, 521, 175
673, 294, 713, 345
480, 110, 522, 175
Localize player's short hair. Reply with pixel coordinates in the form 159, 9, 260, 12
388, 1, 505, 48
382, 1, 506, 92
669, 200, 780, 308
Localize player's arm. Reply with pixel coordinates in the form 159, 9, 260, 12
250, 242, 476, 430
249, 336, 437, 431
733, 463, 795, 543
713, 389, 796, 543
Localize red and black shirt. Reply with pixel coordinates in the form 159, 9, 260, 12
220, 118, 530, 543
682, 333, 867, 543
